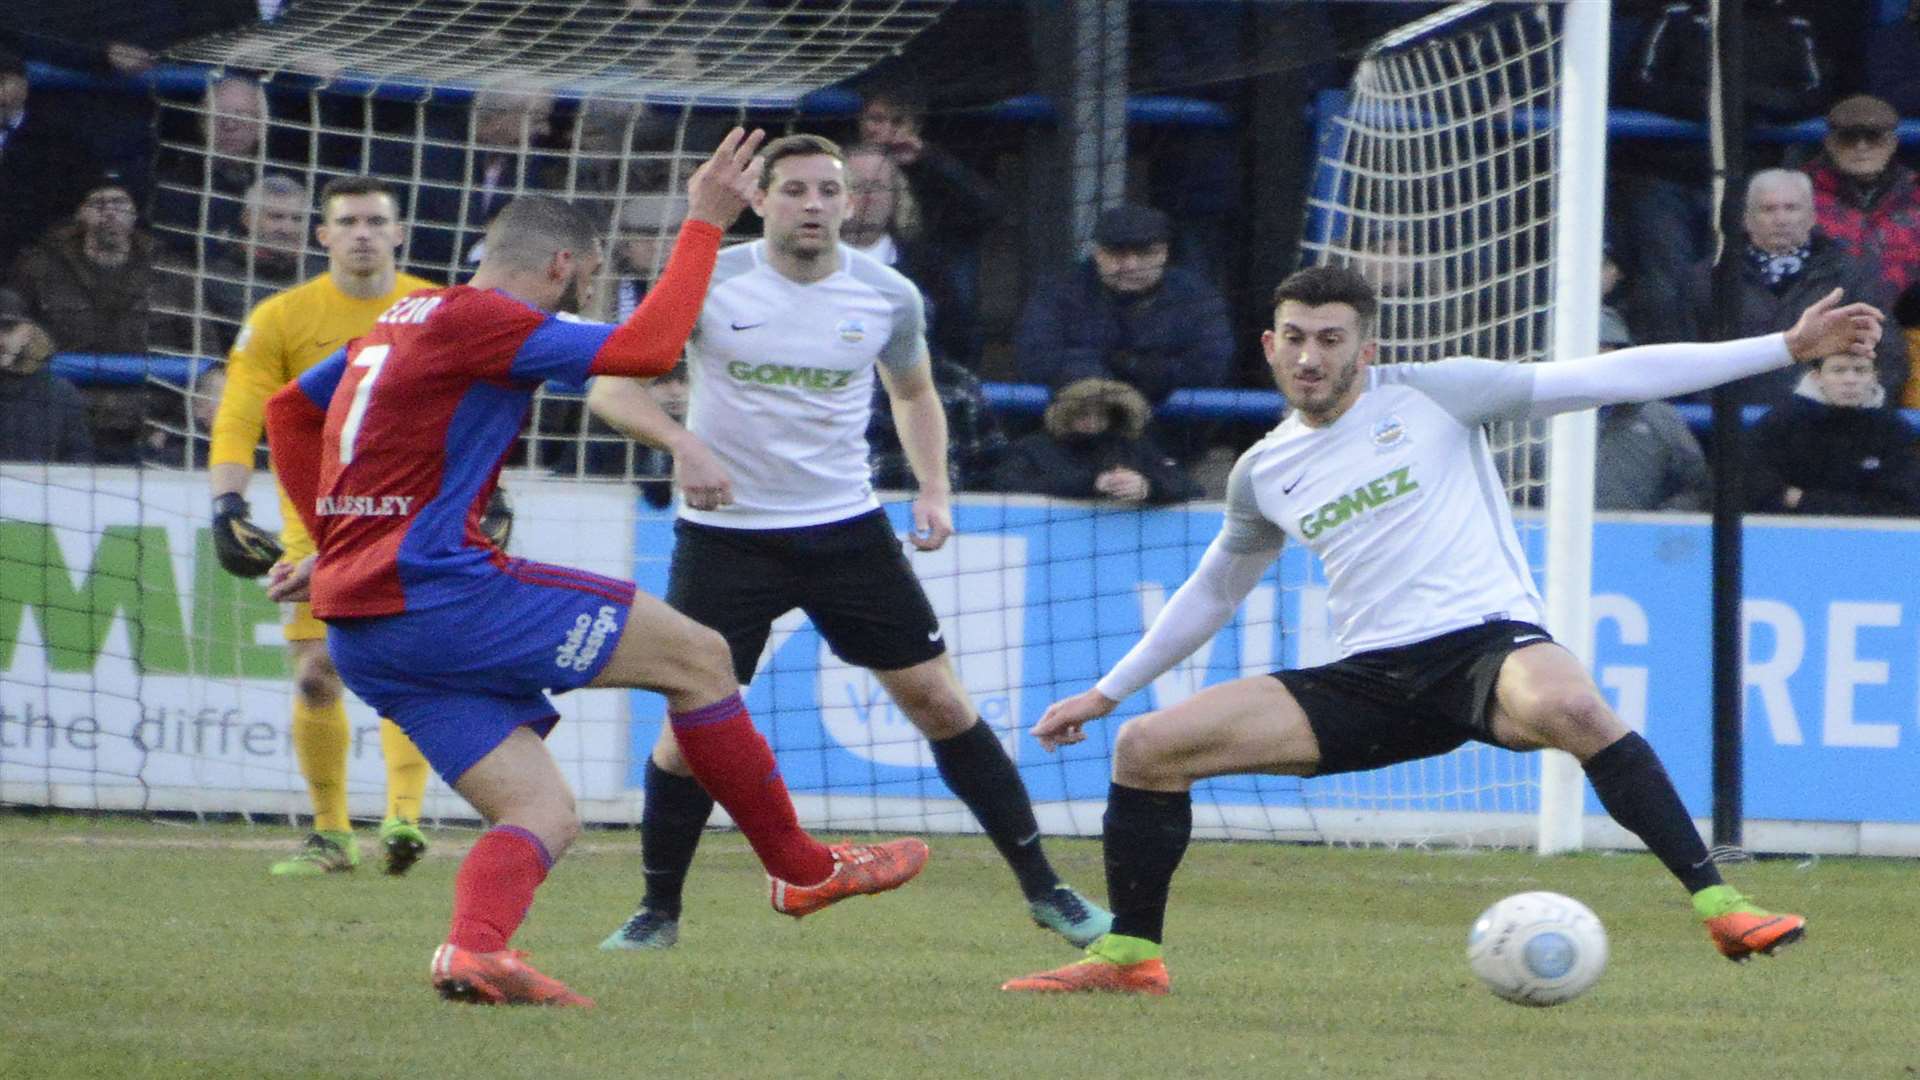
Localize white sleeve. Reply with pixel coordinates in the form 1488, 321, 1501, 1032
1526, 333, 1793, 417
1094, 535, 1280, 703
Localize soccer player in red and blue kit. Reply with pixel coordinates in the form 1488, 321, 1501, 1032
262, 130, 928, 1008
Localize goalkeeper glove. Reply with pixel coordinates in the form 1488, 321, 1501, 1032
480, 487, 514, 551
210, 493, 284, 578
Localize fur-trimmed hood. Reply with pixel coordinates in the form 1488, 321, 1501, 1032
1792, 368, 1886, 408
1043, 377, 1153, 440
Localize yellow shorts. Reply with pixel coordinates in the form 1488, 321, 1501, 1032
282, 601, 326, 642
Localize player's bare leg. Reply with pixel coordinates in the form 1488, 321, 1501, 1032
270, 637, 361, 876
589, 591, 927, 919
1005, 675, 1319, 994
1489, 643, 1804, 961
873, 655, 1113, 946
429, 726, 591, 1006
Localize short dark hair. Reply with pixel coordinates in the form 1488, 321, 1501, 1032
1272, 265, 1379, 334
320, 175, 398, 215
758, 133, 845, 191
482, 194, 599, 270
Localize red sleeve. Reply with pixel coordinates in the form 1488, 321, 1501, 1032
586, 219, 723, 377
265, 381, 328, 542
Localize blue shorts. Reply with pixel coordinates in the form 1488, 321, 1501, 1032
327, 559, 636, 783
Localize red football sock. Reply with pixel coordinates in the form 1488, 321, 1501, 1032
670, 693, 834, 885
447, 825, 551, 952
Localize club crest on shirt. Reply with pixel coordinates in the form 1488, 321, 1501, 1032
1372, 413, 1408, 449
836, 318, 867, 344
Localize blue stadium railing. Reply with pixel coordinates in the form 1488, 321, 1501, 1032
57, 352, 1920, 437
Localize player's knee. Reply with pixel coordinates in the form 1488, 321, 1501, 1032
891, 681, 971, 740
1535, 689, 1622, 755
681, 625, 737, 696
293, 656, 341, 707
1112, 716, 1180, 780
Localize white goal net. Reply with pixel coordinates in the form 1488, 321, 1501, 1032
3, 1, 1599, 853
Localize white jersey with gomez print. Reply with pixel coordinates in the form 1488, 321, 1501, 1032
1220, 358, 1546, 655
682, 241, 926, 529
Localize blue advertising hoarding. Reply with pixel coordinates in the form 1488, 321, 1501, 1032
627, 502, 1919, 826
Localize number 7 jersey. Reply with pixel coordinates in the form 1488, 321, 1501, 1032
282, 286, 674, 619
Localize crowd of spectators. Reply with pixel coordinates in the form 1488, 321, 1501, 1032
4, 4, 1918, 519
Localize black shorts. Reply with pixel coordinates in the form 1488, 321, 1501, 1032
1273, 619, 1555, 776
666, 509, 947, 684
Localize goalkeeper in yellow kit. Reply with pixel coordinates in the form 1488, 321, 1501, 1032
209, 175, 509, 875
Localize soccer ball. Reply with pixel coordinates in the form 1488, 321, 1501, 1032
1466, 891, 1608, 1007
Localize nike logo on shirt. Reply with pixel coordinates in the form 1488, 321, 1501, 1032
730, 321, 765, 331
1282, 475, 1306, 494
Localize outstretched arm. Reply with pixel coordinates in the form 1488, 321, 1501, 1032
1033, 535, 1280, 750
1528, 289, 1883, 417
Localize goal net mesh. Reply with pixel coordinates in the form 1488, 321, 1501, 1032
1287, 1, 1562, 846
3, 1, 1568, 851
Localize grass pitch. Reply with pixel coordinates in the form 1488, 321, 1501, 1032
3, 812, 1911, 1080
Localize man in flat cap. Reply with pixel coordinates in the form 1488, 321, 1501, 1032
1804, 94, 1920, 301
1014, 203, 1234, 408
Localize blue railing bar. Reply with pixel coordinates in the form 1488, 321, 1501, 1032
49, 354, 214, 386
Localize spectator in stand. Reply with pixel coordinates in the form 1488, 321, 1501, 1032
1746, 350, 1920, 517
990, 377, 1198, 506
1614, 0, 1828, 345
1804, 94, 1920, 301
843, 144, 954, 343
10, 169, 188, 463
1015, 203, 1235, 408
868, 357, 1007, 493
1593, 307, 1711, 512
200, 173, 323, 351
0, 286, 92, 463
858, 84, 1002, 367
400, 84, 562, 274
0, 47, 95, 269
151, 75, 272, 257
1683, 168, 1903, 405
610, 192, 687, 320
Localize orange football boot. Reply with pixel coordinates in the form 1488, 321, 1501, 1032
1001, 956, 1172, 995
430, 945, 595, 1007
770, 838, 930, 918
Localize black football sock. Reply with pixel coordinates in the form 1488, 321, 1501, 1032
1583, 731, 1723, 894
931, 720, 1060, 900
1103, 782, 1193, 945
638, 757, 715, 919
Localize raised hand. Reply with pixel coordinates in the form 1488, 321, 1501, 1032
1784, 287, 1885, 362
1032, 687, 1120, 752
685, 127, 768, 231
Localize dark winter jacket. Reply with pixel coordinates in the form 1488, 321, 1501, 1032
1684, 233, 1905, 405
1746, 374, 1920, 517
1014, 261, 1235, 403
9, 222, 183, 354
1805, 156, 1920, 299
988, 378, 1199, 505
0, 321, 92, 463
